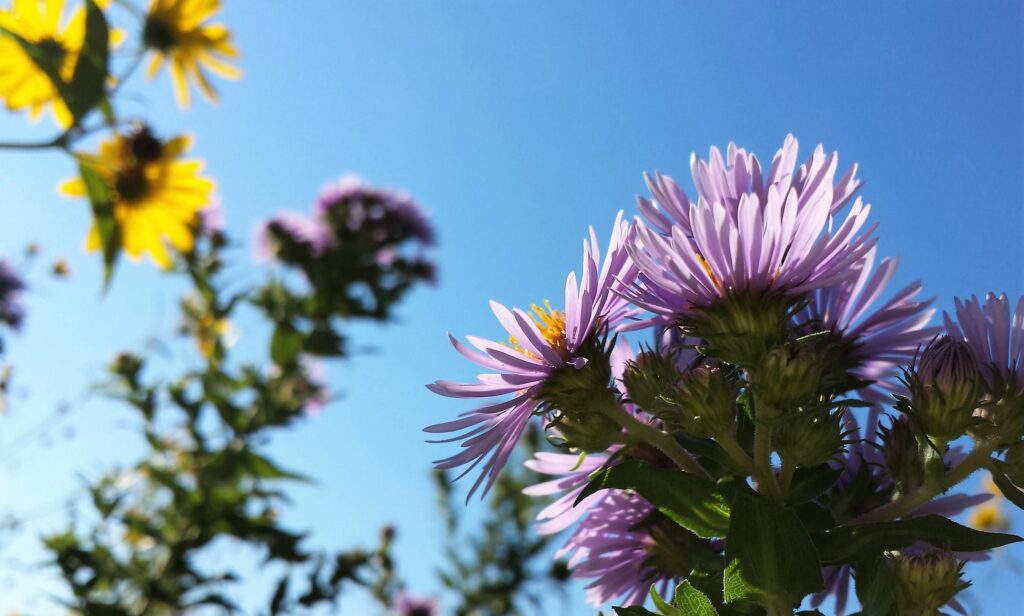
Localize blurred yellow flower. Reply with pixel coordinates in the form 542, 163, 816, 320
142, 0, 240, 108
60, 126, 214, 268
0, 0, 110, 126
970, 475, 1011, 532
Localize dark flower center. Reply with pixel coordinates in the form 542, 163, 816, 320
142, 17, 177, 51
114, 169, 150, 204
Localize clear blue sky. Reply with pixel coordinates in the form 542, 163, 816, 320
0, 1, 1021, 614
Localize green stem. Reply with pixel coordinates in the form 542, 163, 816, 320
716, 430, 754, 471
779, 457, 796, 497
598, 403, 709, 478
848, 439, 998, 525
753, 421, 784, 503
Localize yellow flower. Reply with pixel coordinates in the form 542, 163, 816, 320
60, 126, 214, 268
142, 0, 240, 108
0, 0, 94, 126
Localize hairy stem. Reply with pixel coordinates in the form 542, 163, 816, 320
598, 403, 709, 478
753, 420, 784, 503
716, 430, 754, 471
848, 438, 998, 525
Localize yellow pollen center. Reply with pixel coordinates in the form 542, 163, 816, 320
508, 300, 567, 357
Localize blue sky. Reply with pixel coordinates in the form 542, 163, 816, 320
0, 1, 1021, 614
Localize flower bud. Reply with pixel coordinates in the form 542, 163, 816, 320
1003, 441, 1024, 487
879, 415, 925, 494
622, 350, 685, 419
686, 292, 791, 367
754, 344, 824, 411
538, 336, 613, 420
552, 409, 623, 453
672, 364, 737, 437
773, 411, 845, 467
907, 336, 982, 441
892, 551, 967, 614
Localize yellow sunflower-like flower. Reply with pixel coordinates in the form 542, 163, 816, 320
0, 0, 116, 126
142, 0, 240, 108
60, 126, 214, 268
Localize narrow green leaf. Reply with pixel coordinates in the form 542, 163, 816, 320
814, 515, 1023, 565
990, 461, 1024, 511
671, 581, 718, 615
65, 0, 109, 122
723, 492, 824, 604
651, 585, 683, 615
77, 160, 119, 288
576, 460, 730, 538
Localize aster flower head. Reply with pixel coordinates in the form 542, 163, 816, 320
943, 293, 1024, 394
143, 0, 241, 108
626, 136, 877, 363
315, 174, 435, 246
425, 213, 636, 499
60, 126, 214, 269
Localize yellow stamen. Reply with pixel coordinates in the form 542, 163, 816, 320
507, 300, 567, 358
695, 252, 722, 290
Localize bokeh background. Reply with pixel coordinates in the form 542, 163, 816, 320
0, 1, 1021, 613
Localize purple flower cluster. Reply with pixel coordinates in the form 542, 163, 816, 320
427, 136, 1006, 611
0, 259, 25, 332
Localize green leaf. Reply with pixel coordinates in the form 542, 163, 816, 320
723, 492, 824, 605
247, 451, 312, 483
77, 160, 119, 288
990, 461, 1024, 511
576, 460, 730, 538
651, 585, 683, 615
814, 515, 1023, 565
270, 325, 305, 366
65, 0, 109, 123
852, 556, 897, 616
786, 463, 843, 503
671, 581, 718, 615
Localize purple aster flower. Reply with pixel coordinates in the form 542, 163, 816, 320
555, 490, 673, 607
392, 591, 439, 616
943, 293, 1024, 392
197, 200, 225, 236
316, 174, 436, 246
625, 135, 877, 323
425, 213, 637, 499
0, 260, 25, 331
524, 451, 614, 534
795, 247, 939, 412
251, 212, 332, 262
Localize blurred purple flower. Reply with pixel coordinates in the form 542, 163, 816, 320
316, 174, 436, 246
393, 591, 439, 616
198, 200, 225, 236
252, 212, 332, 262
0, 260, 25, 331
626, 135, 876, 324
425, 214, 636, 499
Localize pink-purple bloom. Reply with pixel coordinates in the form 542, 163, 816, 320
392, 591, 439, 616
425, 214, 636, 499
943, 293, 1024, 391
626, 135, 877, 322
316, 174, 435, 246
252, 212, 332, 262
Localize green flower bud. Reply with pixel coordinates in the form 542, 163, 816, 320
538, 335, 613, 419
1003, 441, 1024, 487
754, 344, 825, 411
879, 415, 925, 494
773, 411, 845, 467
685, 291, 792, 366
907, 336, 983, 441
673, 364, 737, 437
893, 551, 967, 614
622, 350, 686, 419
622, 351, 737, 438
552, 408, 623, 453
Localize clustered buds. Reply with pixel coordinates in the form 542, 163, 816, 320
541, 336, 622, 453
684, 292, 792, 367
879, 415, 925, 494
906, 336, 982, 441
622, 351, 737, 438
